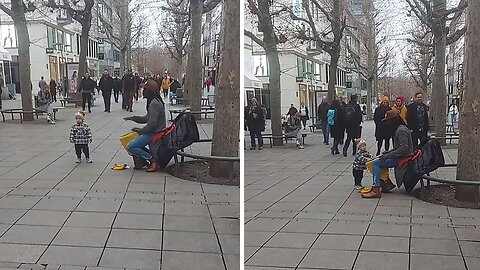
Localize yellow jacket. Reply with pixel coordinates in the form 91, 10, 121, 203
392, 105, 408, 125
161, 78, 172, 90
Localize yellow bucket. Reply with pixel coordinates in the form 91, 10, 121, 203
366, 159, 390, 181
119, 131, 139, 155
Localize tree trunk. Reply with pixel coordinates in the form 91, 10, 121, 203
75, 21, 91, 107
209, 0, 239, 178
11, 0, 33, 121
185, 0, 203, 113
431, 30, 447, 143
257, 0, 283, 145
455, 0, 480, 202
327, 51, 339, 101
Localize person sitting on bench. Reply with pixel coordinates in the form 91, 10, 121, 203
285, 112, 304, 149
36, 85, 55, 124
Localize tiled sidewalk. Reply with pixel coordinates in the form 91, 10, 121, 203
244, 121, 479, 270
0, 97, 239, 270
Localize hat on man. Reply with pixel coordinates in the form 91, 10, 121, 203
144, 79, 159, 92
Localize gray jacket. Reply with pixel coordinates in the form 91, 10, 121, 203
130, 98, 166, 135
383, 125, 413, 160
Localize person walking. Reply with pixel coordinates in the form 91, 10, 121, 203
49, 79, 57, 103
299, 102, 309, 130
392, 96, 408, 125
362, 110, 413, 198
134, 73, 142, 101
38, 76, 47, 91
407, 92, 429, 147
122, 70, 136, 112
374, 96, 393, 155
318, 97, 330, 145
161, 74, 172, 99
343, 94, 363, 157
124, 79, 166, 172
287, 104, 298, 117
69, 111, 93, 163
329, 100, 345, 155
79, 73, 96, 113
449, 102, 459, 124
99, 70, 114, 113
245, 97, 265, 150
113, 76, 122, 103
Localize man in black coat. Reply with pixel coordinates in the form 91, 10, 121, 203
245, 97, 265, 150
407, 92, 429, 147
343, 94, 363, 156
318, 97, 331, 144
113, 76, 122, 103
99, 70, 114, 112
79, 73, 96, 113
122, 70, 136, 112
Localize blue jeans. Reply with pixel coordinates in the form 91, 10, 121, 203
321, 120, 330, 143
372, 158, 398, 187
127, 134, 153, 160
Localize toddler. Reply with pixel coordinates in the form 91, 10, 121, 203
69, 111, 93, 163
352, 139, 372, 189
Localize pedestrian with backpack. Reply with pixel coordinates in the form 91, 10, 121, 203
328, 100, 345, 155
343, 94, 363, 156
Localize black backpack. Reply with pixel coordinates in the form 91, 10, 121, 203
344, 104, 356, 123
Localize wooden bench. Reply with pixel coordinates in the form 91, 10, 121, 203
262, 133, 307, 148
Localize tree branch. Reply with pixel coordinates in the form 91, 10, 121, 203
446, 25, 466, 45
244, 29, 265, 48
0, 3, 12, 17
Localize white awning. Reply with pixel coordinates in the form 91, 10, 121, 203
244, 71, 263, 89
0, 46, 12, 62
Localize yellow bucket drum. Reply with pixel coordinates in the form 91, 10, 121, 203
119, 131, 139, 155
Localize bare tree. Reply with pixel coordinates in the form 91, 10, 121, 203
157, 0, 189, 78
0, 1, 35, 120
245, 0, 288, 146
406, 0, 467, 143
209, 0, 239, 178
290, 0, 348, 102
456, 0, 480, 202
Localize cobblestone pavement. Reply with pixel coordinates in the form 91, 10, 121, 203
0, 95, 239, 270
244, 120, 479, 270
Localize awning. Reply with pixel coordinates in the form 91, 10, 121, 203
0, 46, 12, 62
244, 71, 263, 89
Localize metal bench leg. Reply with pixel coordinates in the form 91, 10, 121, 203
270, 138, 273, 148
228, 161, 233, 181
1, 112, 5, 122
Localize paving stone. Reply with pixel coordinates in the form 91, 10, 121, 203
33, 197, 81, 211
218, 234, 240, 255
164, 215, 214, 233
367, 223, 410, 237
410, 254, 466, 270
354, 251, 409, 270
312, 234, 363, 251
99, 248, 161, 269
465, 257, 480, 270
245, 218, 289, 232
163, 231, 220, 253
162, 251, 224, 270
164, 203, 210, 216
106, 229, 162, 250
0, 209, 26, 224
264, 232, 317, 249
224, 254, 240, 270
244, 231, 275, 247
0, 243, 47, 263
361, 235, 409, 253
0, 225, 60, 245
280, 219, 329, 234
113, 213, 163, 230
52, 227, 110, 247
0, 196, 41, 210
212, 218, 240, 235
460, 241, 480, 257
411, 225, 457, 239
76, 199, 122, 213
64, 212, 115, 228
246, 247, 307, 268
411, 238, 461, 255
17, 210, 70, 226
323, 220, 369, 235
455, 228, 480, 241
120, 201, 164, 215
299, 249, 357, 269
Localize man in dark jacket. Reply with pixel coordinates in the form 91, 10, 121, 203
99, 70, 114, 112
79, 73, 96, 113
122, 70, 136, 112
318, 97, 330, 145
343, 94, 363, 156
113, 76, 122, 103
407, 92, 429, 147
245, 97, 265, 150
134, 73, 142, 101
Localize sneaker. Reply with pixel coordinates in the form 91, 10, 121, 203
298, 145, 304, 149
49, 120, 55, 124
250, 147, 256, 150
354, 185, 363, 190
258, 146, 263, 150
76, 158, 81, 163
85, 159, 93, 163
